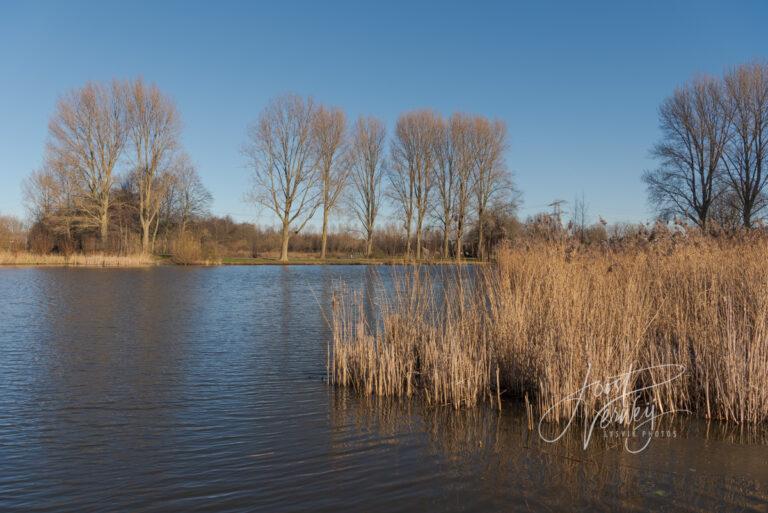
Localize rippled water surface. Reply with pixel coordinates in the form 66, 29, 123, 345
0, 266, 766, 512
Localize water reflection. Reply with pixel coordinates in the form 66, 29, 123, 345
329, 391, 768, 512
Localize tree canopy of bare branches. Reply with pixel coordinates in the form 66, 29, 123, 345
389, 110, 440, 259
243, 94, 320, 262
723, 63, 768, 228
348, 116, 386, 257
644, 76, 732, 229
450, 114, 477, 260
46, 80, 127, 242
432, 115, 456, 259
125, 78, 181, 252
432, 113, 483, 259
22, 163, 82, 249
312, 105, 347, 259
471, 116, 510, 260
167, 154, 212, 236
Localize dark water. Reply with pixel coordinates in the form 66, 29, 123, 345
0, 266, 766, 512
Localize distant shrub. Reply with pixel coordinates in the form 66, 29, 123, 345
170, 232, 222, 265
170, 233, 204, 264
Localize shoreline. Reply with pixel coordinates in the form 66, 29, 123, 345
219, 256, 481, 266
0, 252, 481, 268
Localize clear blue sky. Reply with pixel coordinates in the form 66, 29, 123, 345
1, 0, 766, 226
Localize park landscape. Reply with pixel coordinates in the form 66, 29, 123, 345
1, 3, 767, 511
3, 63, 768, 426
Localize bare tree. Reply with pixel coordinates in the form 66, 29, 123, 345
313, 106, 347, 259
348, 116, 386, 257
472, 116, 509, 260
168, 154, 212, 236
723, 63, 768, 228
432, 115, 456, 259
570, 192, 589, 242
0, 214, 26, 251
46, 80, 127, 242
244, 94, 320, 262
24, 166, 65, 225
389, 110, 439, 259
643, 76, 732, 229
450, 114, 475, 261
387, 138, 415, 257
125, 78, 181, 252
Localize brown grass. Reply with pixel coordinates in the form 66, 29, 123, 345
0, 251, 157, 267
169, 233, 221, 265
330, 238, 768, 424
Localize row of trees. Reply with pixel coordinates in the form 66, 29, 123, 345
23, 83, 516, 260
24, 78, 212, 254
17, 63, 768, 260
244, 94, 515, 262
644, 62, 768, 229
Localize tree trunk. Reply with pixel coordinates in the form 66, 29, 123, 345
477, 208, 485, 261
320, 206, 329, 260
455, 221, 464, 261
366, 233, 373, 258
280, 221, 290, 263
415, 221, 422, 260
99, 210, 109, 246
743, 196, 753, 229
405, 221, 412, 258
141, 219, 151, 254
442, 225, 450, 259
152, 216, 160, 253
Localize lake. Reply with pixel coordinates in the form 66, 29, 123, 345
0, 266, 766, 512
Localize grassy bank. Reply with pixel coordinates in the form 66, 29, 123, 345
0, 251, 158, 267
0, 250, 480, 267
329, 238, 768, 425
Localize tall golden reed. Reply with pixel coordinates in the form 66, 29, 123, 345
0, 251, 157, 266
330, 239, 768, 424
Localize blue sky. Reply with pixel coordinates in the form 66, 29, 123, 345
1, 0, 766, 227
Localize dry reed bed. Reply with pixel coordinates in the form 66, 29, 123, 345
0, 251, 157, 266
330, 240, 768, 424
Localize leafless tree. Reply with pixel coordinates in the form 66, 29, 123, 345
23, 162, 79, 240
24, 166, 64, 225
723, 63, 768, 228
389, 110, 439, 259
450, 114, 475, 260
313, 105, 347, 259
348, 116, 386, 257
431, 113, 479, 259
168, 154, 212, 236
643, 76, 732, 229
46, 80, 127, 242
472, 116, 509, 260
387, 142, 415, 256
243, 94, 320, 262
0, 214, 26, 251
125, 78, 181, 253
433, 115, 457, 259
570, 192, 589, 242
